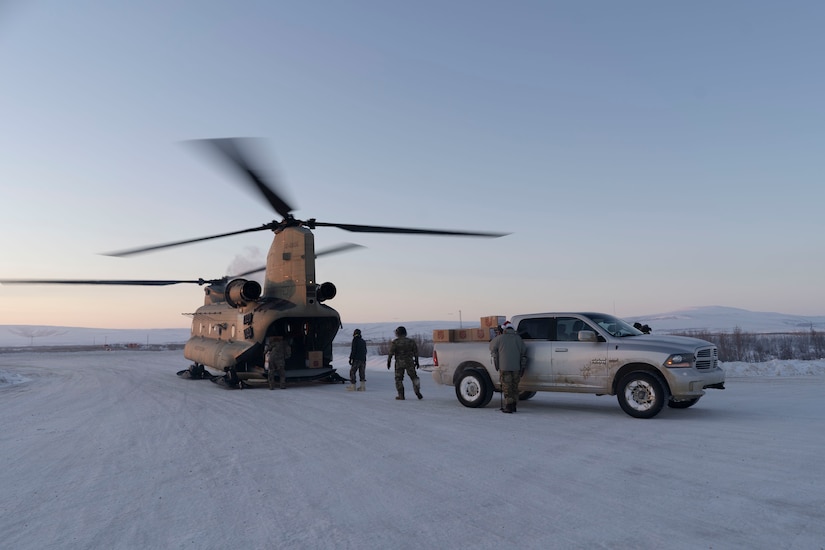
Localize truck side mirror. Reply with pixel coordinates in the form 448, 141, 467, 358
578, 330, 598, 343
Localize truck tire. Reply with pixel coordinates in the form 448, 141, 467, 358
616, 372, 667, 419
668, 396, 701, 409
518, 391, 537, 401
456, 369, 493, 408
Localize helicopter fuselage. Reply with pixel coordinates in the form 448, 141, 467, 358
183, 225, 342, 384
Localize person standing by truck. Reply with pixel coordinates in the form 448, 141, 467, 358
347, 328, 368, 391
489, 321, 527, 413
387, 326, 422, 400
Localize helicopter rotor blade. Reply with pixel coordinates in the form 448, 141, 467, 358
102, 224, 274, 257
0, 278, 218, 287
97, 138, 508, 259
229, 243, 365, 279
315, 242, 366, 257
311, 222, 509, 238
231, 266, 267, 278
192, 138, 295, 219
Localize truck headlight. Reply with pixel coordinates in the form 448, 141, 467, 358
664, 353, 694, 368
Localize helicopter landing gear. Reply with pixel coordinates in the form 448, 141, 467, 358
210, 367, 241, 388
326, 371, 349, 384
224, 368, 241, 388
176, 363, 212, 380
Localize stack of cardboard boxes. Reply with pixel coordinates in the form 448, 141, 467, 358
432, 315, 506, 343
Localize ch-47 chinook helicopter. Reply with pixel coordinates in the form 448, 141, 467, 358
1, 138, 507, 389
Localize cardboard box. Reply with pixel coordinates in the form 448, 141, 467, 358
453, 327, 490, 342
432, 329, 454, 343
480, 315, 506, 329
307, 351, 324, 368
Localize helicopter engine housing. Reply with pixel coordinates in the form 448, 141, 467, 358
224, 279, 262, 308
317, 282, 336, 302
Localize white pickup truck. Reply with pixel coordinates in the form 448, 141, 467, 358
431, 312, 725, 418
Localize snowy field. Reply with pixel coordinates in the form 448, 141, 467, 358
1, 350, 824, 550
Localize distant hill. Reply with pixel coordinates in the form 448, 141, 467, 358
2, 306, 824, 348
626, 306, 825, 334
0, 326, 190, 348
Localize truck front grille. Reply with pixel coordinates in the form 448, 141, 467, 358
695, 347, 718, 370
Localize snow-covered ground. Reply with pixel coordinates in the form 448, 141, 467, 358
1, 349, 823, 549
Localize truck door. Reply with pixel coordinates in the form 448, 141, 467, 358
514, 317, 553, 387
550, 316, 609, 391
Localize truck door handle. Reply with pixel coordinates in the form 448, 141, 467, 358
555, 348, 568, 352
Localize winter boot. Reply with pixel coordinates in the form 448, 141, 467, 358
346, 383, 356, 391
396, 391, 405, 400
357, 382, 365, 392
413, 380, 423, 400
501, 403, 514, 414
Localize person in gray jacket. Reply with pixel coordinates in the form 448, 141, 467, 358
489, 321, 528, 413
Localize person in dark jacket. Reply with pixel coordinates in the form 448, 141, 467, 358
387, 326, 422, 400
347, 328, 368, 391
489, 321, 527, 413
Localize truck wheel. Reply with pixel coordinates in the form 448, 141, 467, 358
616, 372, 667, 418
668, 396, 701, 409
455, 370, 493, 408
518, 391, 537, 401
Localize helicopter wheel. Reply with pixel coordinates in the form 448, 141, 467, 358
177, 363, 209, 379
224, 368, 240, 388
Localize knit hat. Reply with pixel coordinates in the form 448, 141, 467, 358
502, 321, 515, 331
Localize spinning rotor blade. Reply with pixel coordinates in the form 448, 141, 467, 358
231, 266, 267, 278
193, 138, 294, 219
311, 222, 508, 238
230, 243, 365, 278
103, 224, 273, 257
315, 242, 366, 257
101, 137, 507, 259
0, 278, 216, 287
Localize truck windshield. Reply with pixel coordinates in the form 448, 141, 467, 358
587, 314, 643, 337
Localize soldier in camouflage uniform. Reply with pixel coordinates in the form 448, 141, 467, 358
265, 336, 291, 390
489, 321, 527, 413
386, 326, 422, 400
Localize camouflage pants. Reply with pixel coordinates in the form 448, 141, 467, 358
268, 360, 286, 389
349, 360, 366, 384
394, 364, 420, 395
500, 370, 521, 408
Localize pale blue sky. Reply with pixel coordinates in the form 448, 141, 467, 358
2, 1, 823, 328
